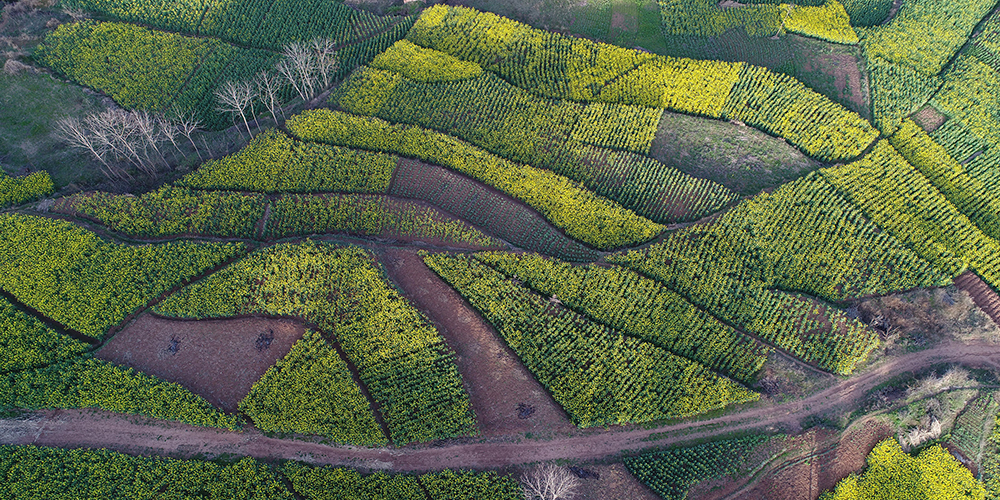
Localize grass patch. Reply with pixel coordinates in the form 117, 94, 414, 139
454, 0, 669, 53
0, 70, 107, 189
649, 111, 818, 196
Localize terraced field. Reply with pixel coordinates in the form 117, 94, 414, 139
3, 0, 1000, 498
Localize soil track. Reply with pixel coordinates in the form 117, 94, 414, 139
378, 247, 574, 438
3, 342, 1000, 472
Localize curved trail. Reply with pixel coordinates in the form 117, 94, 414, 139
2, 342, 999, 471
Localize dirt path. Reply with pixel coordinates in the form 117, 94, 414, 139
4, 341, 1000, 471
378, 247, 574, 438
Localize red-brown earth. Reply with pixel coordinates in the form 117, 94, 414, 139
97, 313, 305, 412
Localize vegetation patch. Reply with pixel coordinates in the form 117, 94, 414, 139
155, 241, 477, 444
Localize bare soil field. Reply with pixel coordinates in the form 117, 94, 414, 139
650, 111, 819, 196
572, 463, 661, 500
379, 247, 574, 438
97, 313, 305, 412
912, 105, 948, 132
736, 419, 893, 500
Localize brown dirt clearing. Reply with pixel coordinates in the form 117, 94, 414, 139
97, 313, 305, 412
912, 104, 948, 133
734, 419, 892, 500
379, 247, 574, 439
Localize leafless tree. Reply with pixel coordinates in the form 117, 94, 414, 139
173, 110, 204, 161
215, 80, 255, 137
56, 108, 182, 179
156, 113, 182, 156
275, 59, 304, 102
310, 37, 339, 90
54, 116, 120, 179
133, 110, 168, 168
521, 465, 580, 500
255, 71, 284, 124
277, 41, 316, 101
86, 109, 148, 175
276, 38, 340, 102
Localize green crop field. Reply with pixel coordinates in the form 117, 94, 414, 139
2, 0, 1000, 497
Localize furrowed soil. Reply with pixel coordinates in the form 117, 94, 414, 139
97, 313, 305, 412
954, 271, 1000, 327
379, 247, 574, 438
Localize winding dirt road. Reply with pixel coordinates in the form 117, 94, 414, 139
2, 341, 999, 471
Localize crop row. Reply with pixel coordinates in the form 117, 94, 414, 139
0, 213, 244, 339
423, 252, 759, 427
625, 435, 777, 500
371, 39, 483, 83
390, 159, 601, 262
948, 390, 997, 462
331, 66, 735, 225
404, 5, 876, 161
240, 329, 386, 445
407, 5, 739, 111
860, 0, 995, 75
610, 173, 944, 374
553, 143, 740, 222
283, 462, 523, 500
929, 120, 988, 164
866, 55, 942, 134
2, 356, 239, 429
0, 296, 89, 374
154, 241, 477, 444
890, 120, 1000, 241
781, 1, 859, 45
474, 251, 772, 384
839, 0, 894, 27
820, 439, 984, 499
70, 0, 398, 52
36, 21, 278, 130
266, 193, 501, 249
176, 129, 397, 194
657, 0, 784, 37
0, 444, 523, 499
719, 64, 878, 161
0, 171, 53, 209
287, 108, 663, 248
0, 445, 290, 499
821, 141, 1000, 289
53, 187, 266, 238
932, 54, 1000, 146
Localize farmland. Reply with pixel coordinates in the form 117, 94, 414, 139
3, 0, 1000, 497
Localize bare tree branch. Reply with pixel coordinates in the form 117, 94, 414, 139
521, 464, 580, 500
171, 108, 204, 161
310, 37, 339, 90
215, 80, 254, 137
156, 113, 182, 156
255, 71, 284, 124
54, 116, 120, 180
